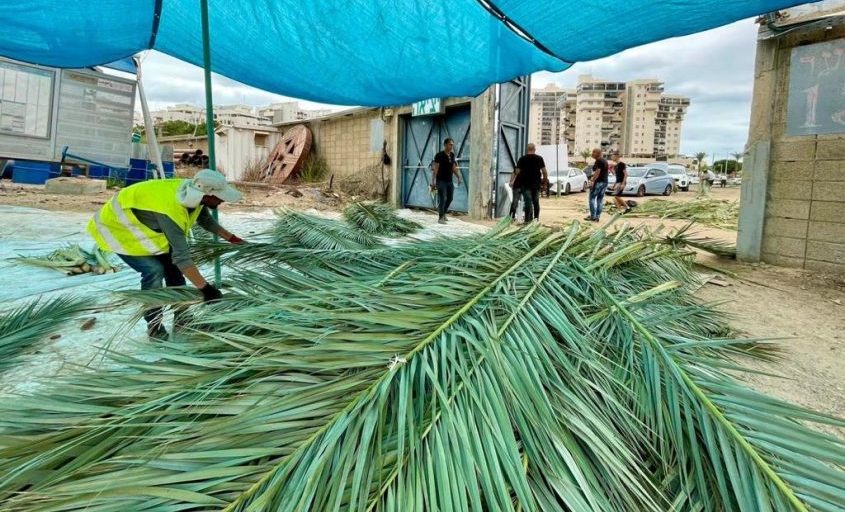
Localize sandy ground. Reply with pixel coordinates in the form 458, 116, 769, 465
0, 179, 349, 214
1, 181, 843, 436
535, 185, 845, 435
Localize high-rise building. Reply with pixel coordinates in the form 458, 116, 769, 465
531, 76, 690, 159
573, 75, 625, 157
528, 83, 568, 145
260, 102, 333, 124
620, 79, 664, 157
655, 94, 690, 157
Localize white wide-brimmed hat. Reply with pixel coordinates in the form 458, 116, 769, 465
178, 169, 242, 207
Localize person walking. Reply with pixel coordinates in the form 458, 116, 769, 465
431, 138, 462, 224
610, 152, 630, 213
511, 143, 548, 222
585, 148, 609, 222
87, 169, 245, 340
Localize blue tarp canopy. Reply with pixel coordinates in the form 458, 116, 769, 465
0, 0, 814, 106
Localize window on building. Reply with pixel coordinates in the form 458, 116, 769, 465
0, 61, 54, 138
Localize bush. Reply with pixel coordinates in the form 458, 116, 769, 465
298, 155, 329, 183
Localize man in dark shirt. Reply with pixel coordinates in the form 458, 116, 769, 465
511, 143, 548, 222
431, 138, 462, 224
586, 148, 609, 222
610, 152, 630, 213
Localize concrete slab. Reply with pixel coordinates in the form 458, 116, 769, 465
44, 177, 107, 195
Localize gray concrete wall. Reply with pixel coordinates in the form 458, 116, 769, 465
739, 16, 845, 274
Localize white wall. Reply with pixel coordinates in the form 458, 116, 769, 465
535, 144, 569, 173
214, 126, 282, 181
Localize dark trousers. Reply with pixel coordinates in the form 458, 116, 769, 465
509, 187, 523, 219
436, 180, 454, 218
522, 187, 541, 222
118, 252, 186, 331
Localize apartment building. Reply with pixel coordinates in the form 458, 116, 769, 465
531, 76, 689, 159
573, 75, 626, 156
655, 94, 689, 157
259, 102, 333, 124
528, 83, 568, 145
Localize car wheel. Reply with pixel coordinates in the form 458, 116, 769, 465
581, 182, 586, 192
663, 184, 672, 196
637, 185, 646, 197
564, 183, 571, 195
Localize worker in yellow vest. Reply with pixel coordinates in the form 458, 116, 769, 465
88, 169, 245, 340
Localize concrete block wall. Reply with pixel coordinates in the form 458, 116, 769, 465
279, 109, 397, 197
757, 25, 845, 274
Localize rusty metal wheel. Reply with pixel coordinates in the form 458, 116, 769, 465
262, 124, 312, 185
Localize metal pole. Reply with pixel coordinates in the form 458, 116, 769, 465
134, 56, 165, 179
200, 0, 221, 286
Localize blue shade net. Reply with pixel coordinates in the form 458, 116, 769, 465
0, 0, 818, 106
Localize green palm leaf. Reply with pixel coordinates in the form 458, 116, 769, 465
343, 201, 422, 236
0, 296, 88, 371
0, 221, 842, 511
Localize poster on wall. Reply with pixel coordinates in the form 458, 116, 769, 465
786, 38, 845, 136
0, 61, 53, 138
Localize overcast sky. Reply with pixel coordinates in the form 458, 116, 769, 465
136, 18, 760, 159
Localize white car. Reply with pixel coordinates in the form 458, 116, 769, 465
548, 167, 588, 194
687, 173, 700, 185
667, 164, 690, 191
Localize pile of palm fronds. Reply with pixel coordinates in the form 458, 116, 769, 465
343, 201, 422, 236
0, 296, 87, 371
15, 244, 119, 275
623, 198, 739, 230
1, 220, 843, 511
272, 208, 380, 250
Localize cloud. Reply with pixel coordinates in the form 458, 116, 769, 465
137, 18, 760, 158
533, 18, 759, 156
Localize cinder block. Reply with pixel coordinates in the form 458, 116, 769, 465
772, 139, 816, 162
816, 138, 845, 160
763, 217, 808, 239
765, 198, 811, 219
814, 162, 845, 182
761, 235, 806, 258
811, 182, 841, 202
806, 240, 845, 264
804, 259, 845, 275
810, 201, 840, 223
768, 179, 812, 200
808, 221, 845, 243
761, 252, 805, 269
769, 160, 813, 180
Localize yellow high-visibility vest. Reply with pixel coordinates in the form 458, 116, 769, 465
87, 179, 203, 256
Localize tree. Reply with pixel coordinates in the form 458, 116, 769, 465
694, 152, 707, 173
712, 159, 742, 174
731, 151, 744, 162
579, 149, 591, 162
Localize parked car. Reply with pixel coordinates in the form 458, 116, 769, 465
667, 164, 690, 191
687, 173, 700, 185
621, 166, 674, 196
548, 167, 587, 194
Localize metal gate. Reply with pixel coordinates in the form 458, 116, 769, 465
494, 76, 530, 217
401, 106, 470, 212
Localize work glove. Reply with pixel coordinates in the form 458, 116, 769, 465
200, 283, 223, 303
227, 234, 245, 244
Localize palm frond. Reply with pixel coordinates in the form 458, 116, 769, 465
623, 198, 739, 230
664, 223, 737, 258
272, 208, 381, 250
0, 296, 89, 371
343, 201, 422, 236
0, 221, 842, 511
